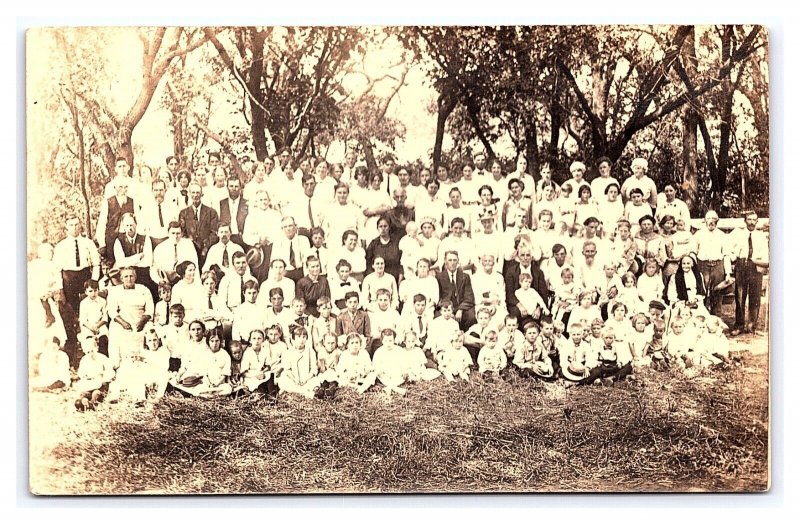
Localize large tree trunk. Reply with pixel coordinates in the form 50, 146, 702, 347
714, 26, 735, 207
247, 29, 269, 161
524, 118, 539, 176
681, 27, 699, 213
358, 136, 378, 173
432, 90, 457, 171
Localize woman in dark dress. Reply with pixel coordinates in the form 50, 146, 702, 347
366, 216, 403, 283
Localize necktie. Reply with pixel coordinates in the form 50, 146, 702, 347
418, 315, 423, 333
307, 198, 315, 228
289, 240, 296, 268
240, 276, 245, 304
158, 203, 164, 228
173, 243, 178, 264
340, 282, 348, 287
208, 296, 213, 310
180, 189, 187, 205
74, 239, 80, 267
748, 232, 753, 260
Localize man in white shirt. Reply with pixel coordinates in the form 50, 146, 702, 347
730, 211, 769, 335
217, 251, 258, 312
272, 216, 311, 282
103, 156, 144, 204
286, 175, 324, 238
218, 176, 249, 249
150, 221, 199, 286
142, 179, 179, 248
692, 210, 732, 316
203, 222, 245, 277
54, 215, 101, 317
655, 182, 691, 226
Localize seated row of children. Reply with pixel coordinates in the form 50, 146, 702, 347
32, 284, 732, 409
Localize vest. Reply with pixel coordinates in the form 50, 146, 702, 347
105, 196, 135, 261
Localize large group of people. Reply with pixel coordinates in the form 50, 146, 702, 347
29, 149, 769, 409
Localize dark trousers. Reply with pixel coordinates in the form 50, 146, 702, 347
734, 260, 764, 329
698, 260, 724, 315
61, 268, 92, 317
599, 361, 633, 381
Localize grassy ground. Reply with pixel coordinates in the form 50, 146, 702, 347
28, 333, 769, 495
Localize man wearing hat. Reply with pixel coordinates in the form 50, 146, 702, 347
730, 211, 769, 335
692, 210, 732, 316
436, 251, 476, 330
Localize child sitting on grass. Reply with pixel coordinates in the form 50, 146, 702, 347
372, 329, 409, 396
31, 337, 71, 390
643, 319, 670, 371
74, 334, 114, 411
228, 340, 245, 393
426, 299, 460, 361
478, 329, 508, 375
596, 326, 634, 384
534, 318, 560, 379
551, 267, 579, 325
464, 307, 493, 363
569, 291, 602, 330
399, 330, 441, 382
277, 326, 319, 398
317, 332, 342, 382
336, 333, 376, 394
559, 322, 601, 385
311, 296, 337, 351
667, 318, 700, 373
629, 312, 653, 366
204, 327, 232, 397
496, 314, 524, 363
515, 322, 555, 380
699, 316, 731, 365
438, 330, 472, 382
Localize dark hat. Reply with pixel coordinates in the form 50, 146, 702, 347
245, 247, 264, 269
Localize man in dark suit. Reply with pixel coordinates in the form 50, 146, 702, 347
504, 246, 549, 323
179, 182, 219, 267
436, 250, 476, 330
218, 176, 249, 250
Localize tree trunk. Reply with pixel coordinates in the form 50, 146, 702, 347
547, 76, 561, 165
433, 90, 457, 171
248, 29, 269, 161
524, 118, 539, 176
681, 27, 699, 213
714, 26, 735, 206
358, 136, 378, 173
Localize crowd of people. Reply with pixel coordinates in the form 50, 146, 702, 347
29, 149, 770, 409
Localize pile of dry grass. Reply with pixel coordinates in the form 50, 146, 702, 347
31, 353, 768, 494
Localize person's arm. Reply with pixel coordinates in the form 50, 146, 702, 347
137, 289, 155, 331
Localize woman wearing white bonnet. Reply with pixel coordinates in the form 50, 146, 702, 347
621, 156, 658, 209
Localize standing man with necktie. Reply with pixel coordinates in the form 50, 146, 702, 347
145, 179, 179, 248
274, 216, 310, 282
202, 222, 245, 278
179, 183, 219, 269
731, 211, 769, 335
54, 215, 101, 333
218, 176, 249, 250
217, 251, 258, 312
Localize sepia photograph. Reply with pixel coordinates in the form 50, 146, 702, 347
26, 24, 770, 495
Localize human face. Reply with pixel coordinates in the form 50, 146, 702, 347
451, 221, 465, 237
745, 213, 758, 231
491, 162, 502, 179
254, 163, 267, 182
370, 175, 382, 191
421, 223, 434, 238
230, 343, 244, 361
115, 159, 130, 178
441, 306, 454, 320
346, 296, 359, 312
271, 260, 286, 277
462, 165, 473, 180
294, 331, 308, 348
416, 260, 430, 278
244, 287, 257, 304
152, 181, 167, 202
115, 181, 129, 199
436, 166, 448, 181
318, 301, 332, 318
582, 244, 597, 259
681, 256, 694, 273
569, 327, 583, 344
481, 255, 494, 273
307, 260, 321, 278
580, 294, 593, 307
376, 294, 390, 311
249, 330, 264, 349
413, 300, 426, 315
311, 232, 325, 248
672, 323, 684, 335
541, 324, 554, 338
121, 216, 136, 237
419, 169, 432, 187
335, 186, 349, 204
632, 164, 645, 178
265, 327, 280, 344
579, 187, 591, 203
598, 161, 611, 177
345, 152, 356, 167
170, 310, 185, 326
227, 179, 242, 199
474, 155, 486, 170
640, 219, 654, 235
218, 226, 231, 243
145, 331, 160, 350
377, 219, 390, 239
606, 185, 619, 201
337, 264, 351, 282
632, 193, 643, 205
554, 248, 567, 265
634, 318, 648, 333
208, 334, 222, 353
398, 169, 410, 186
85, 286, 98, 300
664, 185, 677, 202
315, 162, 329, 179
542, 185, 554, 201
517, 157, 527, 172
480, 188, 492, 205
213, 168, 227, 187
662, 218, 675, 233
484, 333, 497, 349
603, 333, 615, 346
189, 323, 204, 342
519, 278, 531, 289
347, 337, 362, 355
233, 255, 247, 276
477, 311, 490, 326
278, 150, 291, 168
270, 293, 284, 310
120, 269, 136, 289
202, 276, 216, 295
189, 185, 202, 206
445, 253, 459, 272
449, 190, 462, 207
373, 257, 385, 274
426, 182, 438, 198
345, 233, 358, 250
510, 182, 522, 199
571, 167, 585, 182
505, 318, 518, 332
584, 222, 598, 238
302, 177, 316, 197
591, 324, 603, 338
613, 307, 625, 321
282, 219, 297, 239
617, 224, 630, 240
65, 217, 81, 237
257, 192, 270, 210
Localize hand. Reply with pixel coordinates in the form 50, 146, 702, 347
455, 310, 463, 322
120, 319, 133, 331
518, 305, 529, 316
